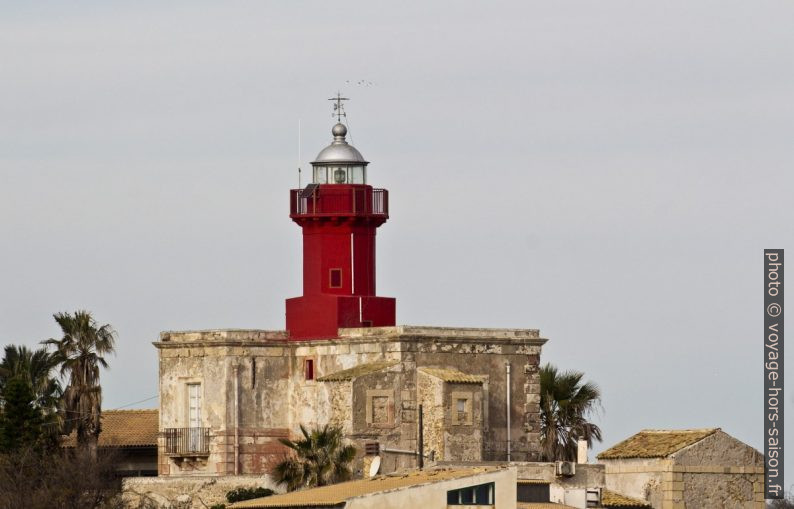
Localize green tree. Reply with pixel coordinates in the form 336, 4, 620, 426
43, 311, 116, 456
539, 363, 602, 462
0, 345, 62, 438
272, 425, 356, 491
0, 377, 46, 453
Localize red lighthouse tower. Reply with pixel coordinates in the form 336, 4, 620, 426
286, 98, 396, 340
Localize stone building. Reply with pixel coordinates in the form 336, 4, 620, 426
597, 428, 764, 509
156, 326, 545, 476
155, 104, 547, 478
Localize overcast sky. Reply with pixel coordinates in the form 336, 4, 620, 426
1, 0, 792, 482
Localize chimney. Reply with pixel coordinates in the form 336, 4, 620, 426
577, 439, 588, 464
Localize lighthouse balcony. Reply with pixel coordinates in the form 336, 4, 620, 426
290, 185, 388, 218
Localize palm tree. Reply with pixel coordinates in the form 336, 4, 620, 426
539, 363, 602, 462
0, 345, 62, 446
42, 311, 116, 455
272, 425, 357, 491
0, 345, 62, 414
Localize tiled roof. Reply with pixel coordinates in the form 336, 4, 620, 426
517, 503, 578, 509
418, 367, 485, 384
317, 360, 399, 382
597, 428, 719, 459
62, 409, 158, 448
229, 468, 497, 508
601, 489, 652, 508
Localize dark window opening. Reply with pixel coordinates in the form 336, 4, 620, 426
304, 359, 314, 381
329, 268, 342, 288
517, 483, 550, 503
447, 482, 494, 506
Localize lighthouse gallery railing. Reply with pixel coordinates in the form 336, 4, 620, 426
290, 187, 388, 217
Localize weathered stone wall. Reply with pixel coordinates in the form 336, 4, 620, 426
443, 381, 484, 461
399, 328, 543, 461
325, 380, 353, 433
155, 326, 546, 476
512, 461, 557, 482
672, 430, 763, 467
418, 371, 445, 463
602, 443, 765, 509
157, 331, 291, 476
557, 463, 605, 488
671, 430, 765, 508
602, 457, 665, 508
122, 475, 279, 509
681, 472, 758, 509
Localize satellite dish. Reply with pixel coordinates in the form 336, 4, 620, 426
368, 456, 381, 477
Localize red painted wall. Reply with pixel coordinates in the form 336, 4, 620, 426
286, 184, 395, 340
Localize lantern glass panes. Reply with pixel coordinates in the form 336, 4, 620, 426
351, 166, 365, 184
313, 166, 327, 184
312, 164, 367, 184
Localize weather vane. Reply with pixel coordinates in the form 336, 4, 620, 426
328, 92, 349, 122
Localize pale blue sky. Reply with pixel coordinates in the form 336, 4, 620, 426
1, 0, 792, 483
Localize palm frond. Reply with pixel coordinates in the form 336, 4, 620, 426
539, 363, 603, 461
271, 425, 356, 491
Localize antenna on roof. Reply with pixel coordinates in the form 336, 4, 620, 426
328, 92, 349, 123
297, 119, 302, 188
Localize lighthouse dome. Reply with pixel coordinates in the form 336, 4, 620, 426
312, 123, 369, 164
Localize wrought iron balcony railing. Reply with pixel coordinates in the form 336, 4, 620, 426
163, 427, 210, 456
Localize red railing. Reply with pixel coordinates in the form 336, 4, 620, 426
290, 187, 388, 217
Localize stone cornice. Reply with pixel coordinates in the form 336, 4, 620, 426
153, 325, 547, 350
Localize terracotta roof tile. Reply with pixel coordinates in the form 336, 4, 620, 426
62, 409, 158, 448
601, 489, 652, 508
229, 468, 497, 508
597, 428, 718, 460
418, 367, 485, 384
317, 360, 399, 382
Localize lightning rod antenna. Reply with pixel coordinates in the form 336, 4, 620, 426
298, 119, 302, 188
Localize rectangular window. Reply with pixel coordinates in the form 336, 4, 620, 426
457, 398, 467, 422
447, 482, 494, 506
329, 268, 342, 288
451, 392, 473, 425
305, 359, 314, 380
517, 483, 550, 503
187, 383, 201, 428
187, 383, 202, 452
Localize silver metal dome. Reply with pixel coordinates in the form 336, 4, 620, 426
312, 123, 368, 164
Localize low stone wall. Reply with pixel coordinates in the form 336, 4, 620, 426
122, 475, 280, 509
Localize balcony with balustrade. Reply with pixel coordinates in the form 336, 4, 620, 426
162, 427, 210, 457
